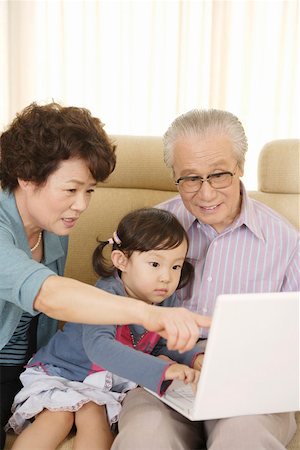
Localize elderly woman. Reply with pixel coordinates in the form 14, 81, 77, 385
0, 102, 210, 449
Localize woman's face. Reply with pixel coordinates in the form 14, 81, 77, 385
18, 158, 97, 235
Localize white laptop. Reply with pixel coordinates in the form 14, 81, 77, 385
145, 291, 299, 421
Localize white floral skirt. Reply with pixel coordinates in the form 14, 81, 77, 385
6, 365, 137, 434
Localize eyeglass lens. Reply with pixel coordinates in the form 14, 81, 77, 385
181, 173, 233, 192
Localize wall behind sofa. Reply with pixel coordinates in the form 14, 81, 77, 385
1, 0, 299, 190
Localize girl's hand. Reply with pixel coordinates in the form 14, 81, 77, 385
165, 363, 200, 386
193, 353, 205, 371
144, 305, 211, 353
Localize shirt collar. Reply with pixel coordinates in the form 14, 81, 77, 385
234, 183, 265, 241
172, 196, 198, 231
42, 231, 66, 265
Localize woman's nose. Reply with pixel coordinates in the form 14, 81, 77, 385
71, 194, 89, 212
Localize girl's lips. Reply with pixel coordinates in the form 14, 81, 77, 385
154, 289, 169, 296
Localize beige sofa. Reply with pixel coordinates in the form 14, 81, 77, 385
5, 136, 300, 449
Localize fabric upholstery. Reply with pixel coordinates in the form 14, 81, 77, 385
248, 191, 299, 230
106, 135, 174, 191
4, 136, 299, 450
258, 139, 300, 194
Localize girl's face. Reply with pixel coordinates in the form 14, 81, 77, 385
16, 158, 97, 235
118, 240, 188, 304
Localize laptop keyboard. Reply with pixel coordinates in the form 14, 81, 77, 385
165, 382, 195, 406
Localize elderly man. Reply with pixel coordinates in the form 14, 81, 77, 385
112, 109, 299, 450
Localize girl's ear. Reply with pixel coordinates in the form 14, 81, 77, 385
111, 250, 129, 272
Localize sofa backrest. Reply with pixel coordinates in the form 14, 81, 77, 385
249, 139, 299, 230
64, 136, 299, 286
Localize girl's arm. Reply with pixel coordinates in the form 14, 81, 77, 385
82, 323, 194, 395
34, 275, 211, 352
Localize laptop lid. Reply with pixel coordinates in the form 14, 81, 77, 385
146, 291, 299, 421
191, 291, 299, 420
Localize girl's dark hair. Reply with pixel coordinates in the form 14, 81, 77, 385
92, 207, 194, 290
0, 102, 116, 191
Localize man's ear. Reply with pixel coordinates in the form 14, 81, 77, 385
238, 163, 244, 178
111, 250, 129, 272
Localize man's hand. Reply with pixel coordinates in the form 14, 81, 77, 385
143, 305, 211, 353
193, 353, 205, 371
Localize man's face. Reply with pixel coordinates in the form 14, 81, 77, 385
172, 134, 244, 233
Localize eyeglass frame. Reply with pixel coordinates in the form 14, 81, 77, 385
175, 162, 239, 192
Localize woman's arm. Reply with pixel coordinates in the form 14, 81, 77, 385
34, 275, 211, 352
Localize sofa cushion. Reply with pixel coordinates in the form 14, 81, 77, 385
258, 139, 300, 194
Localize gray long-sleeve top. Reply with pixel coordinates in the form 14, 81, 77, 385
29, 275, 201, 394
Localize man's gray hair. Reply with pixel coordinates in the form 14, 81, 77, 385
163, 109, 248, 168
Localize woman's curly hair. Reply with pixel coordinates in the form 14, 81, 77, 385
0, 102, 116, 191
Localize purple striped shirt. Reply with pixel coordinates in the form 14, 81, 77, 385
158, 184, 300, 337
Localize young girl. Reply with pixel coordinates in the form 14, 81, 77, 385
6, 208, 205, 450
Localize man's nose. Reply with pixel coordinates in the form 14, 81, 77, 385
196, 180, 217, 200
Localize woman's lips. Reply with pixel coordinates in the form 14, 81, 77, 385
62, 218, 78, 228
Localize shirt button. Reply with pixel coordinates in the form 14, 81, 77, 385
213, 241, 217, 247
202, 307, 208, 313
207, 276, 212, 282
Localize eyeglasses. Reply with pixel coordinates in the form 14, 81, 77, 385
175, 163, 239, 193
